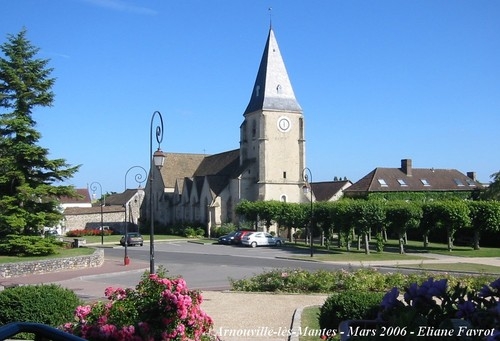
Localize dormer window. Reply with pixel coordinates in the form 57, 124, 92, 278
466, 179, 476, 187
420, 179, 431, 187
397, 179, 408, 186
378, 179, 388, 187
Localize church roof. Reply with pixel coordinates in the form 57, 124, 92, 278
244, 28, 302, 115
193, 149, 241, 177
160, 153, 206, 188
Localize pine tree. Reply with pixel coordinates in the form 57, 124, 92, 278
0, 29, 80, 236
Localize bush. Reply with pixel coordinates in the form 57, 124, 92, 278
0, 284, 82, 339
212, 223, 237, 238
319, 290, 385, 331
66, 229, 113, 237
0, 235, 61, 256
62, 269, 213, 340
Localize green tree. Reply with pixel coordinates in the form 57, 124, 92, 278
435, 200, 471, 251
467, 201, 500, 250
352, 200, 386, 254
482, 170, 500, 200
330, 200, 356, 250
386, 201, 422, 254
0, 29, 79, 237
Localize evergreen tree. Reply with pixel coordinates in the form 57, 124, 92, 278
0, 29, 80, 236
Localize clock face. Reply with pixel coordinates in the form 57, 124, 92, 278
277, 116, 291, 132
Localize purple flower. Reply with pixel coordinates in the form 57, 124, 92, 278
381, 287, 400, 310
456, 300, 476, 319
490, 278, 500, 291
479, 284, 494, 298
404, 282, 418, 304
427, 278, 447, 298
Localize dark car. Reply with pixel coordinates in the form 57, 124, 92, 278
233, 230, 255, 245
120, 232, 144, 246
218, 231, 238, 245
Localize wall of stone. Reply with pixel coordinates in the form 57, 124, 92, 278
0, 249, 104, 278
65, 212, 125, 232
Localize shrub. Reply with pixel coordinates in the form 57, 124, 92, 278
0, 284, 82, 339
319, 290, 385, 331
230, 268, 495, 295
66, 229, 113, 237
62, 269, 213, 340
212, 223, 237, 238
0, 235, 61, 256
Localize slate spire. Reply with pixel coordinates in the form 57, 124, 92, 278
244, 28, 302, 115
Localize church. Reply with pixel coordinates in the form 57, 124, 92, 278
143, 27, 322, 234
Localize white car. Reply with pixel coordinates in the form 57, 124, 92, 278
241, 232, 286, 247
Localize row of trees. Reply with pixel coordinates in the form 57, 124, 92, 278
235, 199, 500, 254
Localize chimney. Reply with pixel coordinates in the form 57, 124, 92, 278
401, 159, 412, 176
467, 172, 476, 181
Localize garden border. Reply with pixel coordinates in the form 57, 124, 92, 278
0, 248, 104, 278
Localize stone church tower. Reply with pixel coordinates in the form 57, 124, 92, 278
239, 27, 306, 203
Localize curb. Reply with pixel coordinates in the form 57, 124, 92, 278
288, 307, 302, 341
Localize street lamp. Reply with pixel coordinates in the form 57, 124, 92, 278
149, 111, 165, 274
90, 181, 104, 245
302, 167, 314, 257
124, 166, 147, 265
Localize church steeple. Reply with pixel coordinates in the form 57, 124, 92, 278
244, 28, 302, 115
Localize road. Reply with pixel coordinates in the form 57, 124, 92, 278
104, 241, 358, 290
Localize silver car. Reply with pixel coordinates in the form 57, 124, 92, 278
241, 232, 286, 247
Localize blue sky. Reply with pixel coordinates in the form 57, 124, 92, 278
2, 0, 499, 193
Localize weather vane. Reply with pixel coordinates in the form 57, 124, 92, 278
268, 7, 272, 28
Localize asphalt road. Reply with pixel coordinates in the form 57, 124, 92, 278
104, 241, 358, 290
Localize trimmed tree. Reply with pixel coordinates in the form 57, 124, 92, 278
386, 201, 422, 254
0, 29, 79, 237
467, 201, 500, 250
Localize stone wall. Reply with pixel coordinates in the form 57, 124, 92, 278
0, 248, 104, 278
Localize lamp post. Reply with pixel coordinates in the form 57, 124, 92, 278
124, 166, 147, 265
90, 181, 104, 245
149, 111, 165, 274
302, 167, 314, 257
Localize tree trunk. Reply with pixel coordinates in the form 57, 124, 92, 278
383, 228, 388, 242
423, 234, 429, 248
447, 228, 453, 252
473, 230, 480, 250
357, 235, 361, 250
399, 234, 405, 254
364, 233, 370, 254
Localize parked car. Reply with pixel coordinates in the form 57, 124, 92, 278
241, 232, 286, 247
120, 232, 144, 246
233, 230, 255, 245
218, 231, 238, 245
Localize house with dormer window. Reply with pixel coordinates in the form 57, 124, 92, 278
344, 159, 483, 199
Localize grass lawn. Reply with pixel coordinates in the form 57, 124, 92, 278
0, 247, 95, 264
299, 306, 325, 341
397, 262, 500, 275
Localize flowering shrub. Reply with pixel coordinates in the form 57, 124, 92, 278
67, 229, 113, 237
377, 277, 500, 340
62, 269, 214, 340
